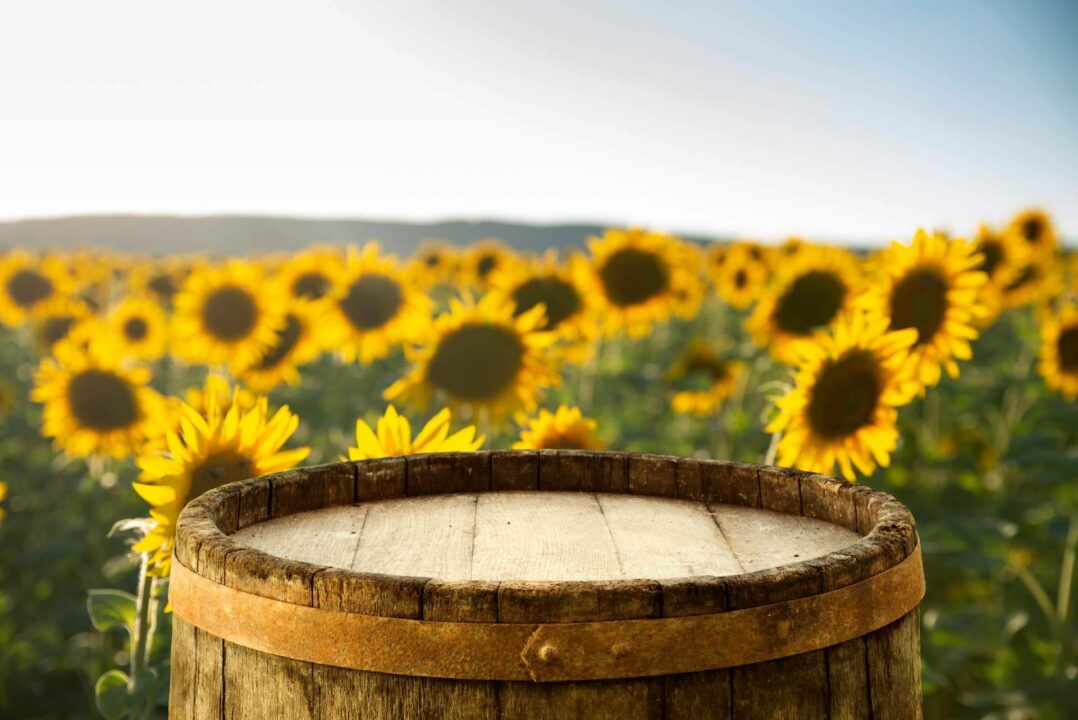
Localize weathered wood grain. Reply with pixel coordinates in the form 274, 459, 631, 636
169, 453, 923, 720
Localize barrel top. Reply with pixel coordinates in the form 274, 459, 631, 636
174, 452, 919, 624
232, 491, 860, 582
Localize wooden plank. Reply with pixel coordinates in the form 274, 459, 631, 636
232, 504, 368, 569
827, 639, 870, 720
662, 565, 731, 719
628, 453, 678, 497
354, 456, 405, 502
269, 465, 354, 519
168, 616, 197, 720
491, 450, 538, 491
757, 466, 802, 514
313, 567, 428, 719
731, 651, 828, 720
711, 504, 857, 574
799, 473, 858, 531
598, 494, 741, 579
406, 452, 491, 497
678, 461, 760, 507
471, 493, 620, 582
866, 611, 923, 719
350, 493, 478, 579
728, 561, 827, 720
499, 678, 664, 720
192, 629, 224, 720
420, 580, 499, 718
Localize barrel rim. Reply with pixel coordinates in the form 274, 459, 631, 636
173, 450, 918, 619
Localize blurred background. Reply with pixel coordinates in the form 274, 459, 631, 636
0, 2, 1076, 720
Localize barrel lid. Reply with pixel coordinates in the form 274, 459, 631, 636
232, 491, 860, 582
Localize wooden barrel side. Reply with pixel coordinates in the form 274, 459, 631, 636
169, 451, 921, 720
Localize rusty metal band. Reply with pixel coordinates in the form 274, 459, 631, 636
170, 544, 924, 682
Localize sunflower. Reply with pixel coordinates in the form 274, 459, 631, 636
31, 297, 94, 354
239, 302, 323, 392
319, 243, 431, 364
274, 247, 342, 302
747, 246, 861, 363
1008, 208, 1057, 262
348, 405, 483, 460
487, 251, 598, 362
460, 239, 517, 290
133, 390, 310, 576
407, 240, 460, 290
1039, 304, 1078, 399
385, 293, 560, 419
1002, 255, 1064, 310
0, 481, 7, 524
0, 250, 74, 327
31, 340, 164, 459
128, 256, 194, 306
709, 242, 770, 310
107, 296, 169, 361
666, 340, 744, 417
767, 312, 920, 481
860, 229, 987, 388
587, 228, 704, 337
171, 260, 285, 370
513, 405, 602, 450
970, 223, 1027, 323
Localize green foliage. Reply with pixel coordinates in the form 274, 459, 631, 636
87, 591, 137, 635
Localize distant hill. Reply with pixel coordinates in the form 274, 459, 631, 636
0, 215, 716, 256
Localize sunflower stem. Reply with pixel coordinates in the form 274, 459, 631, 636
130, 553, 154, 711
763, 430, 781, 466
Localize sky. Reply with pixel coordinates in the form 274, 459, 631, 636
0, 0, 1075, 244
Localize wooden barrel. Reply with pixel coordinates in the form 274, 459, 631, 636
168, 451, 923, 719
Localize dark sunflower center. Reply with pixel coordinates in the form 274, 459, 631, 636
38, 316, 76, 347
189, 451, 255, 500
1006, 264, 1038, 292
7, 270, 53, 308
202, 286, 258, 341
339, 274, 403, 330
1058, 326, 1078, 373
426, 324, 525, 400
1021, 218, 1044, 244
423, 253, 442, 268
889, 268, 947, 346
734, 269, 748, 289
254, 314, 303, 370
598, 248, 670, 307
540, 435, 587, 450
510, 276, 582, 329
677, 355, 729, 391
807, 350, 882, 439
148, 274, 177, 300
292, 272, 331, 300
977, 240, 1003, 278
773, 270, 846, 335
124, 317, 149, 342
477, 254, 498, 279
67, 370, 140, 431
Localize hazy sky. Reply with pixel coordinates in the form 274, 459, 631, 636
1, 0, 1075, 243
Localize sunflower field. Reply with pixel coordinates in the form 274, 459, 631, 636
0, 210, 1076, 719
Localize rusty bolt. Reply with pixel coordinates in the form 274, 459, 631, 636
537, 644, 558, 664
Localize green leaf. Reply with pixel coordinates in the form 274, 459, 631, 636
95, 670, 131, 720
87, 589, 137, 634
